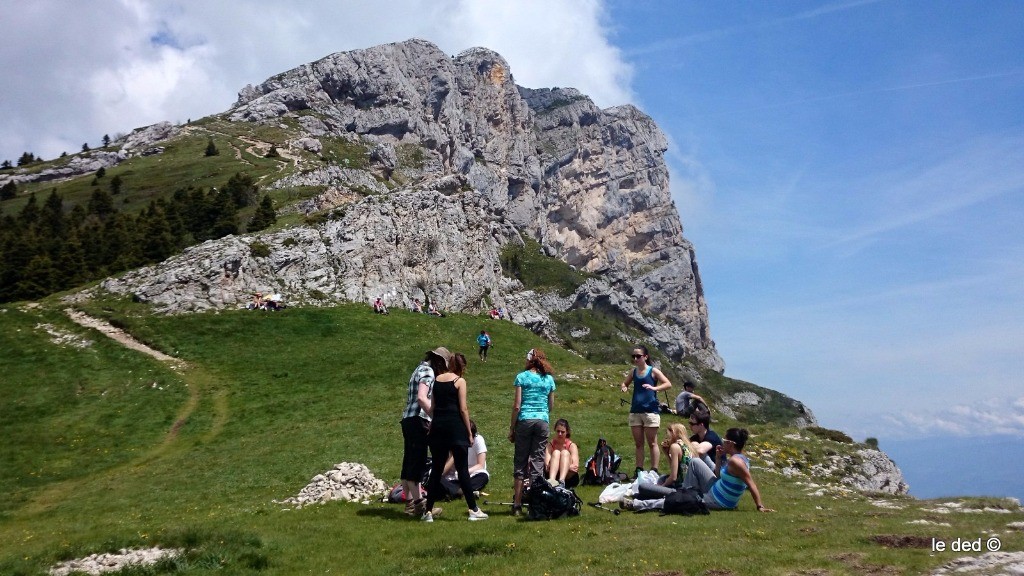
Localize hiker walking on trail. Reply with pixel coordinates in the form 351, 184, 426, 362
477, 330, 492, 362
508, 348, 556, 516
621, 345, 672, 478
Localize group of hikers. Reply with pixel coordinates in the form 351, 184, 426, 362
398, 340, 772, 523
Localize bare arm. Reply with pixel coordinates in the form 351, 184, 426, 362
469, 448, 486, 475
620, 369, 633, 392
416, 381, 432, 415
508, 386, 522, 443
728, 455, 773, 512
649, 368, 672, 392
457, 378, 472, 444
662, 443, 682, 486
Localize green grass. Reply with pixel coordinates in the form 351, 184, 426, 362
1, 298, 1021, 575
500, 236, 591, 297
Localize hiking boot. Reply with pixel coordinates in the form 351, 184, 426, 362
511, 505, 523, 517
634, 467, 644, 480
421, 512, 433, 522
408, 498, 427, 516
620, 497, 635, 510
468, 508, 489, 521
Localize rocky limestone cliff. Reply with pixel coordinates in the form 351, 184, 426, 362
89, 38, 723, 370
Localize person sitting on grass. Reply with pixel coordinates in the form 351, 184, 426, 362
625, 427, 773, 513
688, 409, 722, 468
622, 423, 700, 511
440, 419, 489, 499
544, 418, 580, 488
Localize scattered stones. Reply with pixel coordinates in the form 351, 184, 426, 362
924, 501, 1020, 515
930, 551, 1024, 575
868, 499, 907, 510
35, 322, 93, 349
907, 519, 952, 527
273, 462, 388, 508
49, 547, 182, 576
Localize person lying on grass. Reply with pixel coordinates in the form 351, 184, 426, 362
626, 427, 773, 512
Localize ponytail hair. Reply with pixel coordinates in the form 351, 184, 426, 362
525, 348, 554, 376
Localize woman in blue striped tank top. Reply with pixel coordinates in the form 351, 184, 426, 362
682, 427, 773, 512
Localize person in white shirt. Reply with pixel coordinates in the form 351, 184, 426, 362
440, 420, 489, 498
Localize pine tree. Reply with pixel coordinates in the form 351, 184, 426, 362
0, 180, 16, 200
110, 174, 123, 195
205, 139, 219, 157
87, 188, 115, 220
96, 167, 106, 179
1, 160, 11, 170
224, 172, 258, 208
247, 195, 277, 232
17, 152, 36, 166
102, 134, 111, 147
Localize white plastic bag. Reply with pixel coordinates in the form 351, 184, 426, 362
598, 482, 632, 504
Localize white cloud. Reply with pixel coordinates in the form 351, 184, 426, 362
0, 0, 633, 162
881, 397, 1024, 438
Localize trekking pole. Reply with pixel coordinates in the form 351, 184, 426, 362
588, 502, 621, 516
482, 500, 524, 507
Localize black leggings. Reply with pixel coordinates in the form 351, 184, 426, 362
426, 441, 477, 512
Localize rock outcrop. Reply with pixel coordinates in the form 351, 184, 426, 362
86, 38, 723, 370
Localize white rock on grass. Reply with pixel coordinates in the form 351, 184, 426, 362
49, 547, 182, 576
930, 551, 1024, 575
274, 461, 388, 509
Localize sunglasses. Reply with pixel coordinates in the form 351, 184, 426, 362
689, 421, 700, 426
631, 354, 644, 359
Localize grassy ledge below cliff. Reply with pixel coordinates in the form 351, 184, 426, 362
1, 298, 1021, 575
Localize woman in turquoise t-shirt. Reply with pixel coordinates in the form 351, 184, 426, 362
508, 348, 556, 515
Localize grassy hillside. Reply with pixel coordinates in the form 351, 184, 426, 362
1, 296, 1020, 575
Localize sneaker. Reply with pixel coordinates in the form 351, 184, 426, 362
421, 512, 433, 522
650, 468, 659, 476
429, 506, 443, 517
511, 505, 523, 517
620, 497, 635, 510
634, 467, 644, 480
547, 478, 560, 488
468, 508, 489, 521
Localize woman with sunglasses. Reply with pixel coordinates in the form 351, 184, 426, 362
508, 348, 556, 516
620, 345, 672, 478
627, 427, 772, 513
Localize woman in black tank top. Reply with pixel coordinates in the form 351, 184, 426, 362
422, 353, 488, 522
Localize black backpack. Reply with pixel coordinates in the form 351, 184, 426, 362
662, 487, 710, 516
582, 438, 624, 485
525, 481, 582, 520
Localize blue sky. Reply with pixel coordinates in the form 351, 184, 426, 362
2, 1, 1022, 445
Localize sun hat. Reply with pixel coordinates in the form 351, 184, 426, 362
427, 347, 453, 365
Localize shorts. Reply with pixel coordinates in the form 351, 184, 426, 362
628, 412, 661, 428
